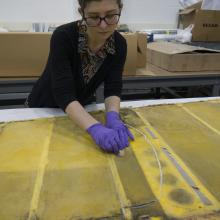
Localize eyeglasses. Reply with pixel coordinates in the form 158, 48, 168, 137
83, 14, 121, 27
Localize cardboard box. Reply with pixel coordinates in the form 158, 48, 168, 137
192, 10, 220, 41
0, 32, 147, 78
179, 1, 201, 28
179, 1, 220, 42
120, 32, 147, 75
147, 42, 220, 72
120, 33, 137, 76
137, 33, 147, 68
0, 32, 51, 77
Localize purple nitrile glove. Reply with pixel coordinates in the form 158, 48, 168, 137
87, 123, 121, 154
105, 111, 134, 149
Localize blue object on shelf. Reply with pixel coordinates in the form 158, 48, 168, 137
147, 33, 154, 42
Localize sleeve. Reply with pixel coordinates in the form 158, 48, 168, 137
49, 29, 77, 111
104, 36, 127, 99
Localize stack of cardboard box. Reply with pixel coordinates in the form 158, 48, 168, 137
146, 1, 220, 73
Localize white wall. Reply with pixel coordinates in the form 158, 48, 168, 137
121, 0, 181, 29
0, 0, 182, 29
0, 0, 75, 22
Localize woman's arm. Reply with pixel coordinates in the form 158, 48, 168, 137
65, 100, 98, 130
105, 95, 120, 113
66, 100, 122, 154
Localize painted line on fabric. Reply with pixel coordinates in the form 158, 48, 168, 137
28, 119, 54, 220
108, 155, 132, 219
179, 104, 220, 136
133, 109, 220, 218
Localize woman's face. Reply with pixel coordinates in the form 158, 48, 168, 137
83, 0, 121, 41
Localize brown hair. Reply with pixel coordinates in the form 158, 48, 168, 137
78, 0, 123, 10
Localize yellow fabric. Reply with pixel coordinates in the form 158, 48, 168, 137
0, 100, 220, 219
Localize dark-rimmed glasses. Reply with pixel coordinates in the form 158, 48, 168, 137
83, 13, 121, 27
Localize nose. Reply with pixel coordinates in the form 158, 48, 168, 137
99, 19, 108, 29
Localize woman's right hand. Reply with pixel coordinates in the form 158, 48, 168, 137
87, 123, 122, 154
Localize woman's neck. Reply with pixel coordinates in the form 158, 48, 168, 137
87, 32, 105, 53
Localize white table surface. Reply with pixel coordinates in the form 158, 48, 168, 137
0, 97, 219, 123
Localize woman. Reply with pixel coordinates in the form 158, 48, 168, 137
27, 0, 134, 154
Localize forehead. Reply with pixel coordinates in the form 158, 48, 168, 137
84, 0, 119, 14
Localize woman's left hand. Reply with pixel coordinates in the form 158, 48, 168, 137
105, 111, 134, 149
